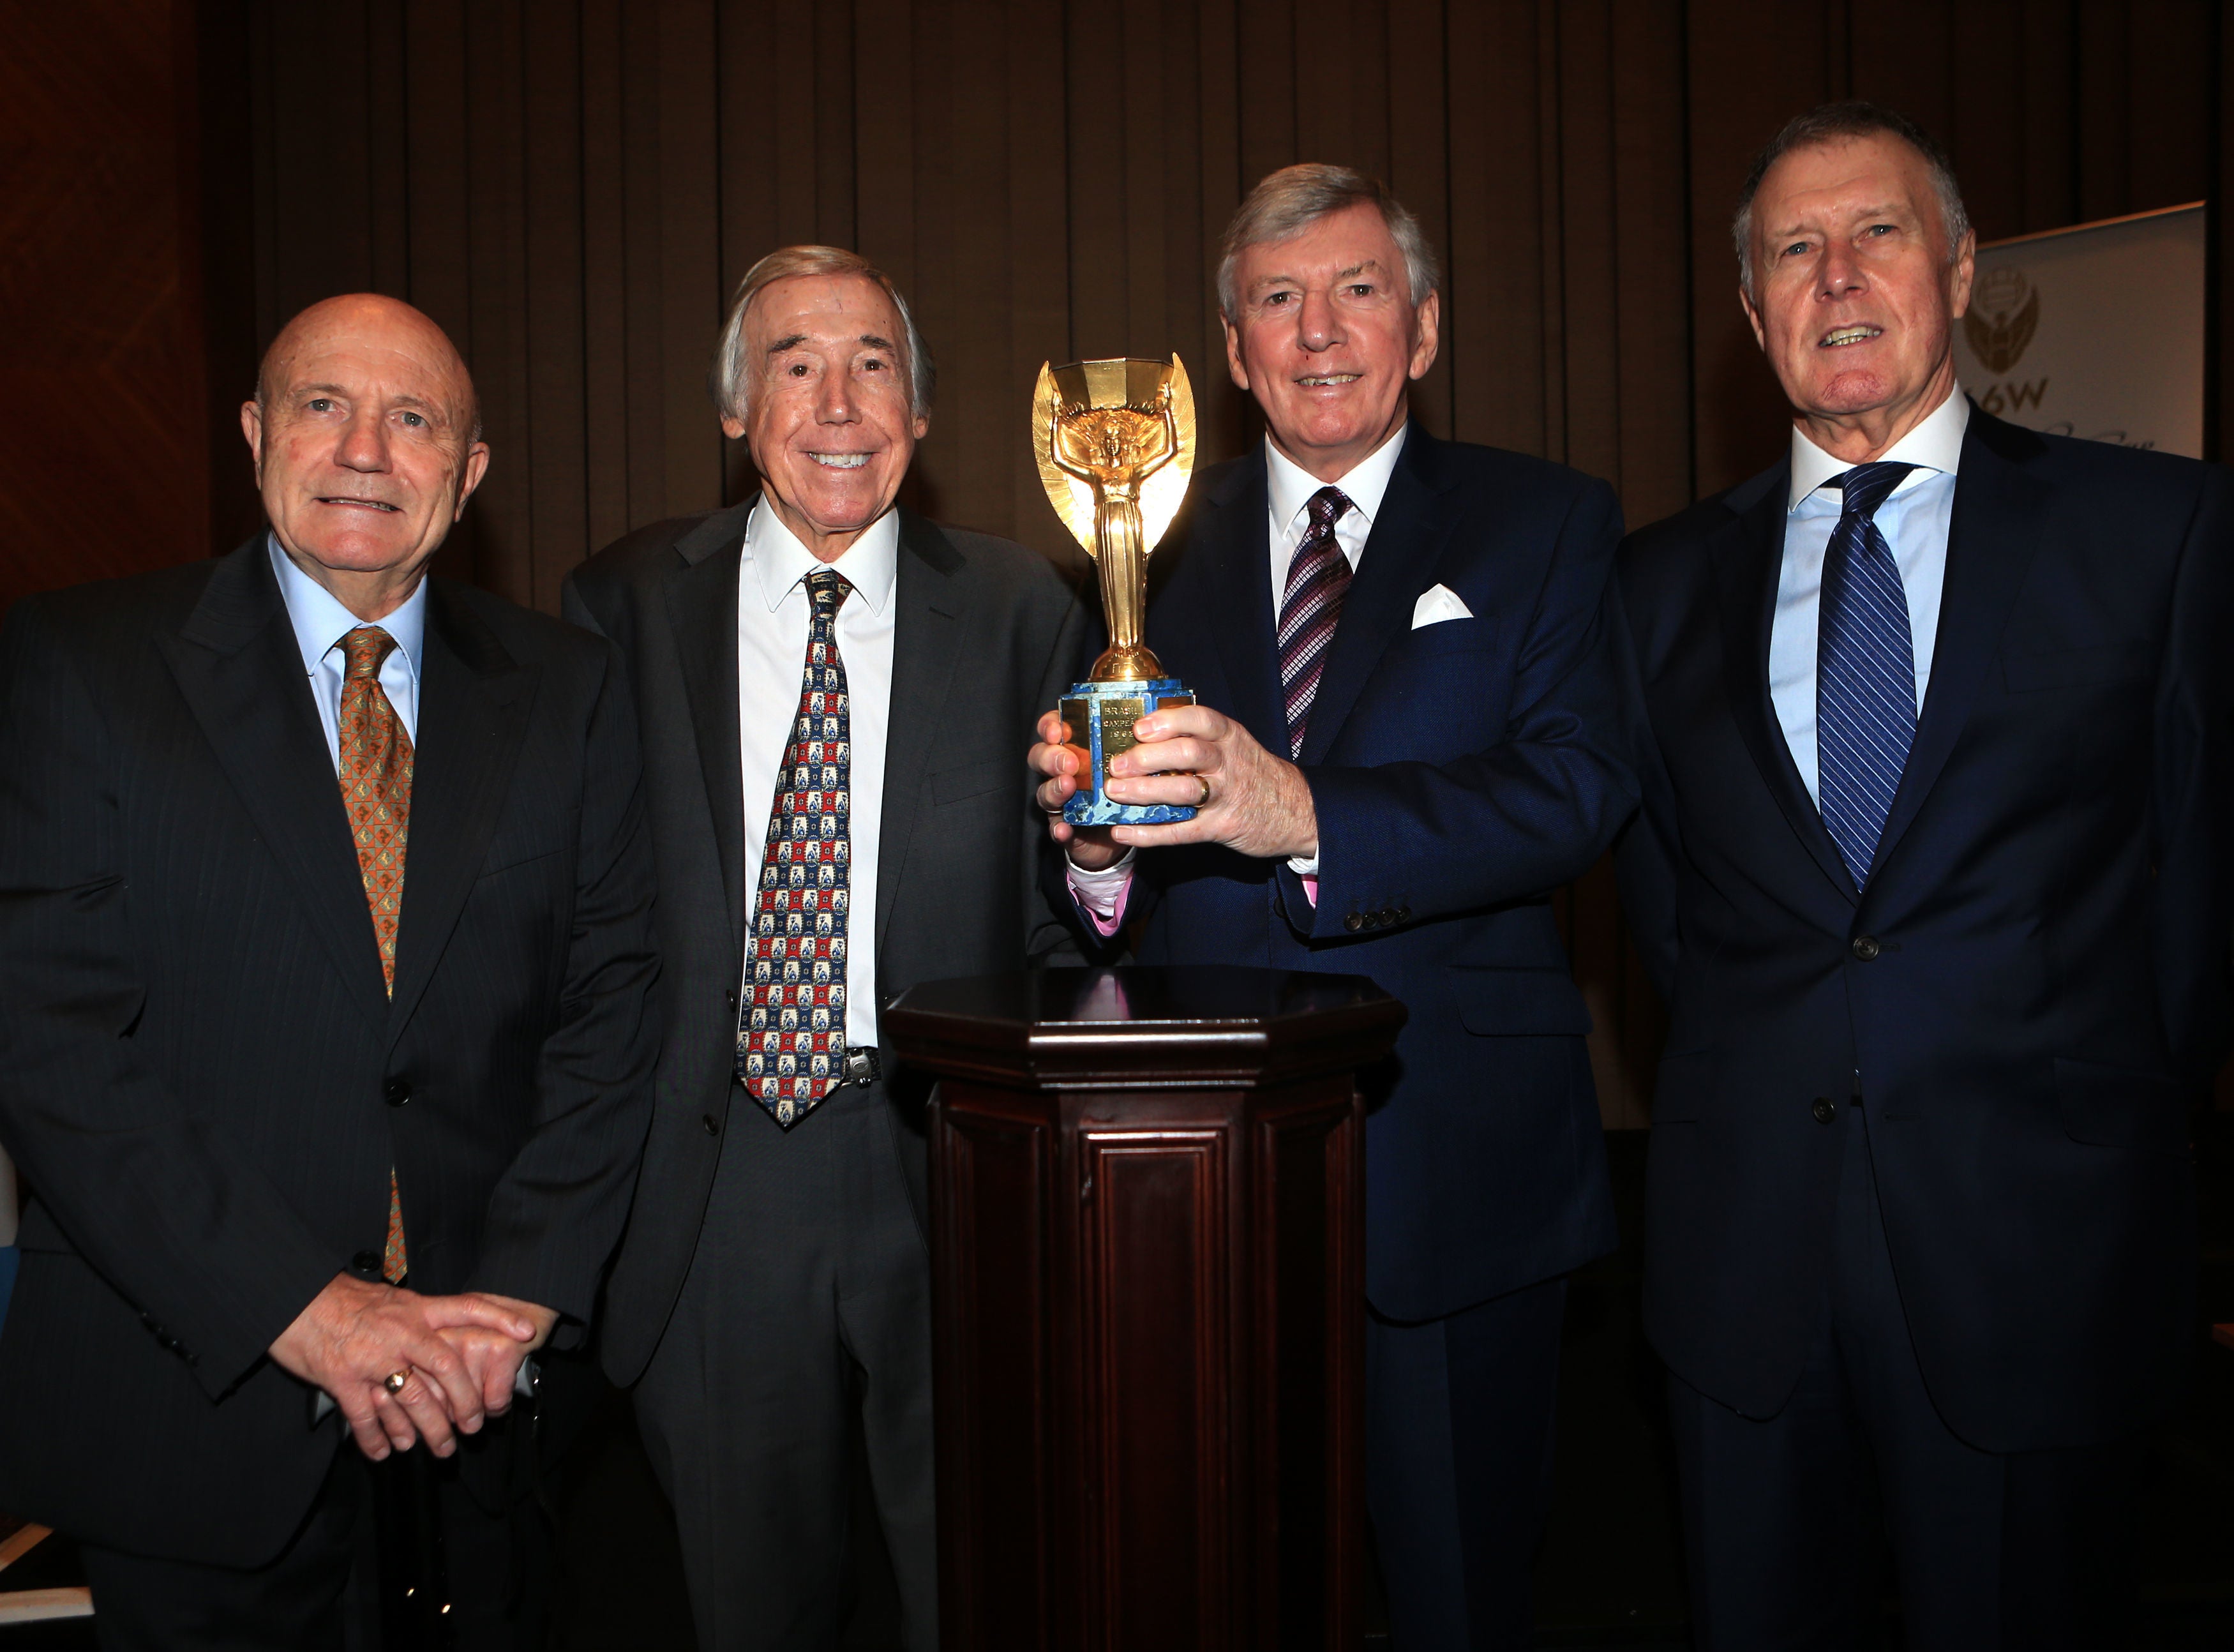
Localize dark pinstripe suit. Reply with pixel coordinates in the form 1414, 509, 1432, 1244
0, 537, 660, 1575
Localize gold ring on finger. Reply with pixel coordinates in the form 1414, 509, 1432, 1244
384, 1369, 409, 1395
1193, 774, 1212, 810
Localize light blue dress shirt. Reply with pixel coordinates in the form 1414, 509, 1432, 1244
1769, 388, 1970, 804
267, 535, 426, 767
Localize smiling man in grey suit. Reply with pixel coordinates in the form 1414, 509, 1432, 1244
565, 245, 1086, 1649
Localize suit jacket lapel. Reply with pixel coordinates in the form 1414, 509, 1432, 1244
158, 539, 397, 1030
876, 510, 965, 957
1188, 455, 1286, 750
666, 502, 753, 961
1711, 463, 1860, 904
1298, 430, 1461, 765
386, 583, 537, 1037
1868, 411, 2049, 880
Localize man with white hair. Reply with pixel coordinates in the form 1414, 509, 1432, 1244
567, 246, 1088, 1649
1615, 103, 2233, 1646
1029, 165, 1638, 1648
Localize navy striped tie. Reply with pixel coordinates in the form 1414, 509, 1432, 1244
1277, 486, 1354, 757
1817, 461, 1917, 885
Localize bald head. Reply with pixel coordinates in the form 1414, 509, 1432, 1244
257, 294, 481, 446
243, 294, 491, 621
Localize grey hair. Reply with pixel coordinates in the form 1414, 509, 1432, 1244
708, 245, 934, 423
1732, 101, 1972, 298
1216, 163, 1441, 320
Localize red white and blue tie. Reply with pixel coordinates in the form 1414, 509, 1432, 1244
738, 569, 853, 1128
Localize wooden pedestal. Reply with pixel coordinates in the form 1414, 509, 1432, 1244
885, 966, 1406, 1652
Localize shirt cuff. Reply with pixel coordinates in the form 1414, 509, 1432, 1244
1066, 850, 1137, 937
1286, 854, 1319, 875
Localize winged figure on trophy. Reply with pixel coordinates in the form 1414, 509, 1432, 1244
1033, 356, 1201, 825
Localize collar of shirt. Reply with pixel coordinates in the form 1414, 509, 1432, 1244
267, 532, 428, 687
1787, 384, 1970, 513
1265, 421, 1409, 560
744, 497, 901, 614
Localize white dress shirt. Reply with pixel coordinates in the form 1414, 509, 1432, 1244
733, 502, 899, 1050
1770, 387, 1969, 804
269, 534, 426, 762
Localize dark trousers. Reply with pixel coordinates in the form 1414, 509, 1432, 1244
633, 1081, 936, 1651
1366, 1272, 1568, 1652
1670, 1099, 2144, 1651
81, 1415, 557, 1652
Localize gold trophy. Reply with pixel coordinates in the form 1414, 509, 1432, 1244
1033, 356, 1199, 825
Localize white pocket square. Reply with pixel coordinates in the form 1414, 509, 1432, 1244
1411, 584, 1474, 628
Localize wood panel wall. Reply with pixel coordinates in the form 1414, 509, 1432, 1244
0, 0, 211, 607
12, 0, 2227, 1121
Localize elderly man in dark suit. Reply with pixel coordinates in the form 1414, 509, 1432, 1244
1030, 165, 1637, 1650
1614, 103, 2233, 1648
566, 245, 1086, 1649
0, 293, 659, 1647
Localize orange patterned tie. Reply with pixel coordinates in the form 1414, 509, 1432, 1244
337, 626, 413, 1282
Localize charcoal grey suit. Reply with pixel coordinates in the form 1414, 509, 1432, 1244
565, 498, 1084, 1649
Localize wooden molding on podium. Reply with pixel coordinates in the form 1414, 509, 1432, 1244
887, 965, 1405, 1652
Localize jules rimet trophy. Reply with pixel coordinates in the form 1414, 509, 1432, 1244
1033, 355, 1199, 825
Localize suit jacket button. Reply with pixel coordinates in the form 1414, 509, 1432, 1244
701, 1113, 720, 1136
1344, 913, 1364, 932
384, 1076, 412, 1106
352, 1250, 382, 1275
1381, 908, 1398, 925
1850, 935, 1881, 962
1396, 905, 1411, 922
726, 988, 739, 1010
1812, 1096, 1837, 1124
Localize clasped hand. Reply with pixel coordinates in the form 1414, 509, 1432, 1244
269, 1273, 558, 1462
1030, 703, 1319, 864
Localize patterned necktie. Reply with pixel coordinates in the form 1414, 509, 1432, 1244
738, 569, 853, 1128
1277, 486, 1355, 757
336, 626, 413, 1282
1816, 461, 1918, 887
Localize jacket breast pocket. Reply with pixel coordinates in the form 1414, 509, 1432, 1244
1400, 616, 1495, 662
2054, 1056, 2189, 1152
931, 758, 1017, 808
2000, 643, 2152, 694
1444, 964, 1593, 1037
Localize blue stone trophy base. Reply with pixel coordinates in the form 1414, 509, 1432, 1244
1059, 679, 1198, 826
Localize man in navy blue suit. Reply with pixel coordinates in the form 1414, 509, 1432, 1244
1029, 164, 1637, 1649
1615, 103, 2233, 1649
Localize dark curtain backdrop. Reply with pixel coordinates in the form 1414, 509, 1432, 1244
6, 0, 2228, 1120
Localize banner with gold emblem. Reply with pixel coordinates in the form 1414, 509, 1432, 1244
1951, 201, 2205, 459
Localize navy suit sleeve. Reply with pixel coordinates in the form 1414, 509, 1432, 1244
2149, 464, 2234, 1085
463, 639, 660, 1337
1295, 478, 1642, 934
0, 601, 337, 1397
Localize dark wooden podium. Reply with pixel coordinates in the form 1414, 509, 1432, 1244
885, 966, 1406, 1652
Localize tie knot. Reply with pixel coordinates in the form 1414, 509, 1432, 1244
340, 626, 397, 680
1834, 462, 1915, 524
805, 569, 853, 611
1307, 486, 1353, 534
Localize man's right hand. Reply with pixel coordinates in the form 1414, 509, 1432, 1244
1031, 710, 1126, 871
268, 1274, 536, 1462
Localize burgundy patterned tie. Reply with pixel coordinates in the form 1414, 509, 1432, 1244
1277, 486, 1354, 757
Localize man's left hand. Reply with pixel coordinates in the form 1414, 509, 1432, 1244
430, 1293, 559, 1416
1102, 703, 1318, 860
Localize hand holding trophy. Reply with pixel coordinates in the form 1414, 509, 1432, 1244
1034, 356, 1200, 825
